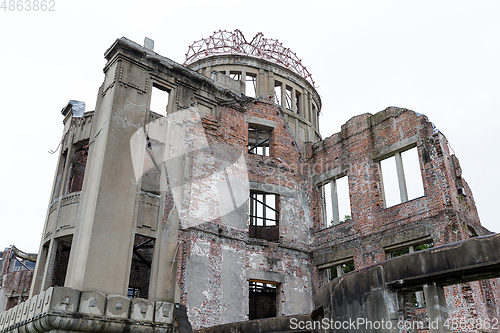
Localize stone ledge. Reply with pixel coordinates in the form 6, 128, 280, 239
0, 287, 174, 333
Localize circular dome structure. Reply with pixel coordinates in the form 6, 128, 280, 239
185, 30, 322, 142
184, 29, 316, 87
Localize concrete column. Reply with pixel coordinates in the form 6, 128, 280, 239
241, 71, 247, 95
423, 283, 450, 333
63, 57, 153, 296
307, 92, 313, 123
336, 265, 342, 278
387, 292, 401, 333
291, 88, 297, 112
257, 68, 267, 98
330, 180, 339, 225
268, 73, 275, 101
39, 239, 58, 291
281, 84, 286, 108
395, 152, 408, 202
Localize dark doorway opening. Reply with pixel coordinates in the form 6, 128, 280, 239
128, 234, 154, 299
51, 237, 73, 287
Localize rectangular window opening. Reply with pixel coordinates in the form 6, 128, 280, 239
319, 176, 351, 227
51, 237, 73, 287
229, 71, 241, 81
328, 260, 355, 281
379, 146, 424, 208
274, 82, 282, 106
245, 73, 257, 98
150, 85, 170, 115
386, 241, 434, 259
52, 151, 67, 202
285, 86, 293, 110
128, 234, 155, 299
380, 156, 400, 207
295, 91, 301, 115
248, 126, 271, 156
401, 147, 425, 199
249, 281, 277, 320
12, 256, 36, 272
67, 140, 89, 194
249, 191, 279, 241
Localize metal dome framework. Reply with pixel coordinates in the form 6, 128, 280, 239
184, 30, 316, 87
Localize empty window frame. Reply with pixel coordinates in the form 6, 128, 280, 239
67, 141, 89, 194
248, 126, 271, 156
325, 260, 354, 281
150, 84, 170, 114
295, 91, 301, 115
229, 71, 241, 81
249, 191, 279, 241
386, 240, 433, 259
249, 192, 278, 227
312, 103, 318, 128
274, 81, 282, 106
285, 86, 293, 110
249, 281, 278, 320
52, 151, 67, 202
245, 73, 257, 98
51, 237, 73, 287
319, 176, 351, 227
127, 287, 140, 298
12, 257, 35, 272
379, 146, 424, 208
385, 240, 432, 308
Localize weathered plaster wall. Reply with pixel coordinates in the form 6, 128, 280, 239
174, 100, 314, 329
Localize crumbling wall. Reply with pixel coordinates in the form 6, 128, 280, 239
306, 107, 499, 329
0, 247, 34, 312
174, 100, 313, 330
313, 234, 500, 333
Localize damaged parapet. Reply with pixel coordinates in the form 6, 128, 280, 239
0, 287, 174, 333
61, 100, 86, 118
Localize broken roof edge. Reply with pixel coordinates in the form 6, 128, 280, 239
103, 37, 248, 106
313, 107, 433, 151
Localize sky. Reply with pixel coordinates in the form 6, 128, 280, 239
0, 0, 499, 253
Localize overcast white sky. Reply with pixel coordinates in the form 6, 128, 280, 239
0, 0, 498, 253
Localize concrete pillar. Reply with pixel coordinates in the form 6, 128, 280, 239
387, 292, 401, 333
63, 57, 152, 296
395, 152, 408, 202
257, 68, 267, 98
334, 265, 341, 278
268, 73, 275, 102
423, 283, 450, 333
307, 92, 313, 123
330, 179, 339, 225
291, 88, 297, 112
281, 84, 286, 108
39, 239, 58, 291
241, 71, 247, 95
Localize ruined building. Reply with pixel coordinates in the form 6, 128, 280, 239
0, 30, 499, 333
